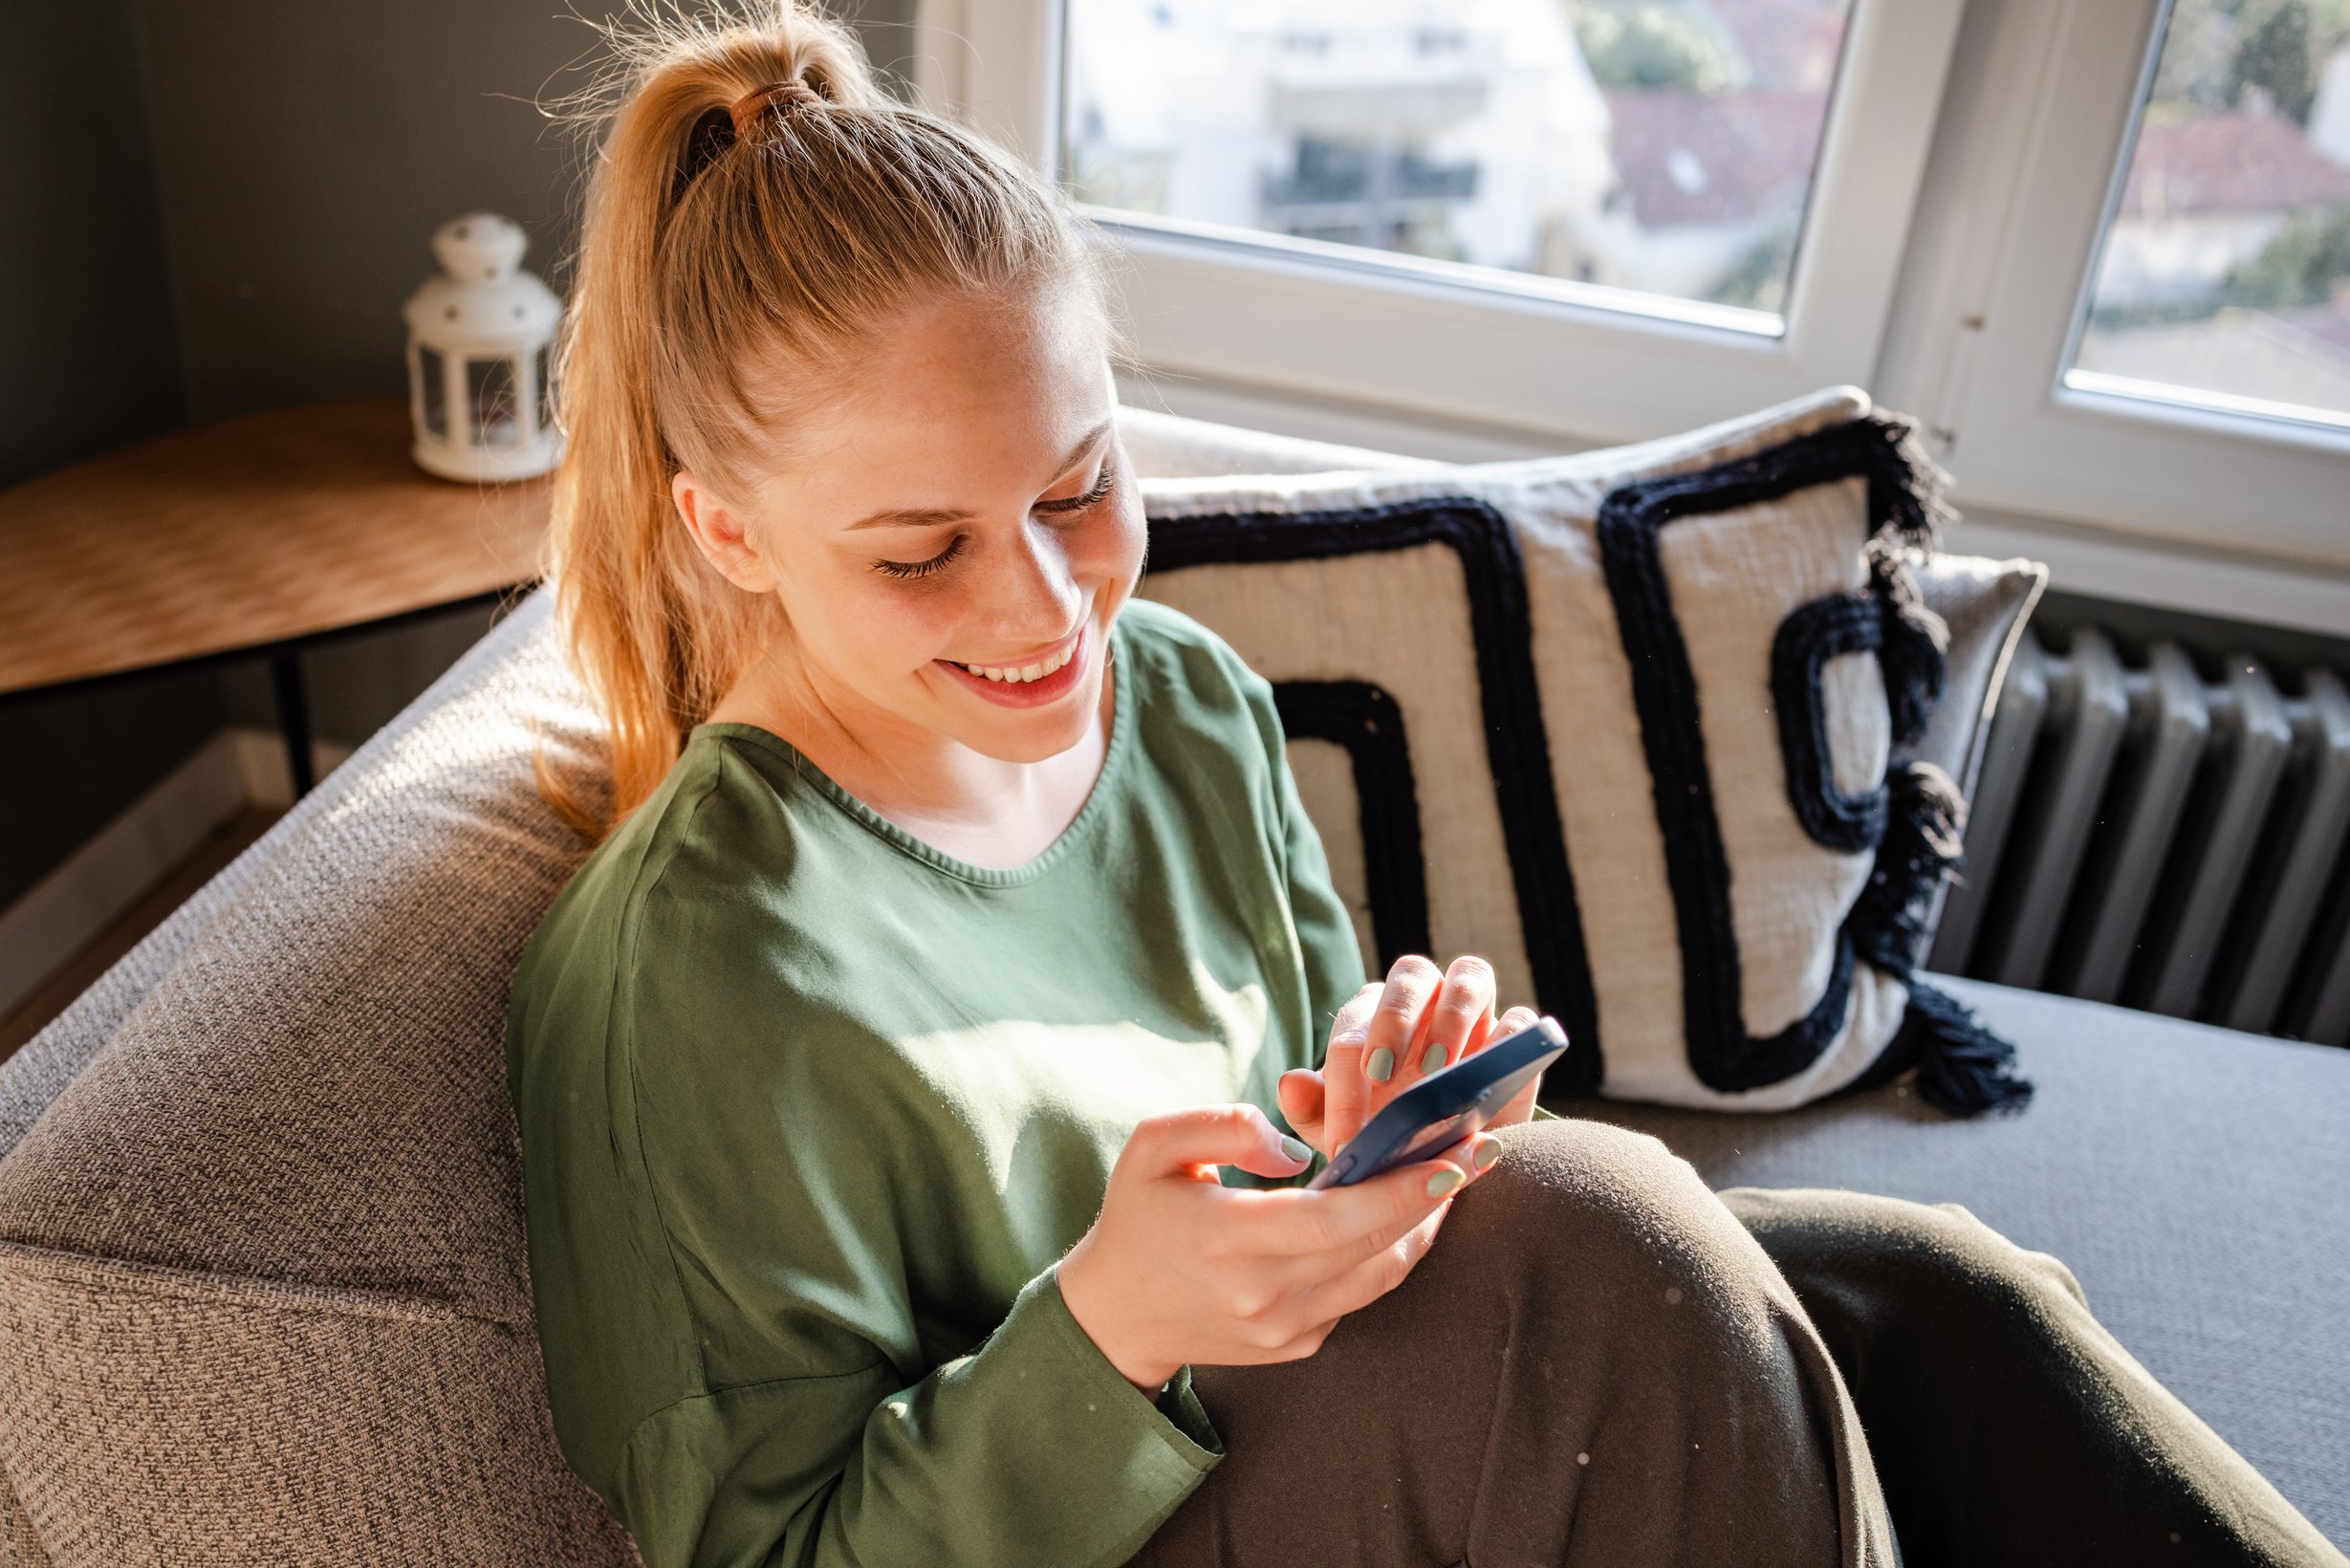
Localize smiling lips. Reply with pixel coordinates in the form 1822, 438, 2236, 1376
935, 621, 1090, 708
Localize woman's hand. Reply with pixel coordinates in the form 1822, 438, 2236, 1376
1277, 954, 1546, 1161
1056, 1102, 1496, 1394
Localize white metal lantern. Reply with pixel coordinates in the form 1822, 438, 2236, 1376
403, 211, 562, 482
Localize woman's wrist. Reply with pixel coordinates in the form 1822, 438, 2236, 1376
1057, 1241, 1182, 1395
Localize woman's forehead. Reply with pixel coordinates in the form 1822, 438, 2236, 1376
767, 292, 1114, 516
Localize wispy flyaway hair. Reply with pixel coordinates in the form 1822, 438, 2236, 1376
536, 0, 1109, 838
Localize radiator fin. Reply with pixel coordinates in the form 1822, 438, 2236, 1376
1928, 631, 2350, 1047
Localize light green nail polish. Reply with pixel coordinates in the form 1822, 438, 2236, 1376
1366, 1047, 1395, 1082
1425, 1166, 1466, 1198
1420, 1042, 1447, 1077
1472, 1137, 1503, 1170
1279, 1135, 1313, 1164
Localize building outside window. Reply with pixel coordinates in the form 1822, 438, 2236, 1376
1064, 0, 1855, 324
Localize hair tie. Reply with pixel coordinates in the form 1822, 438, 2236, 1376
729, 77, 823, 137
673, 78, 826, 205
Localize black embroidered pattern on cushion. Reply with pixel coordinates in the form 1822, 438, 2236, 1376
1273, 680, 1431, 971
1596, 416, 2030, 1114
1772, 592, 1888, 853
1148, 499, 1601, 1096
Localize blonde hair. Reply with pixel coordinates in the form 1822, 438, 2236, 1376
538, 1, 1109, 839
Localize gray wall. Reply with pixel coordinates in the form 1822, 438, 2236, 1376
2, 0, 915, 908
0, 0, 223, 909
132, 0, 917, 740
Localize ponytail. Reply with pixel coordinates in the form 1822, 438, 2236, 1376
536, 1, 1101, 840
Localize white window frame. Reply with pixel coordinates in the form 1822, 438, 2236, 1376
913, 0, 1967, 446
1893, 0, 2350, 574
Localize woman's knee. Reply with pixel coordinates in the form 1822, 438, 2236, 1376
1444, 1119, 1806, 1352
1721, 1186, 2092, 1328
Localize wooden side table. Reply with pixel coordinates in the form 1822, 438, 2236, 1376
0, 401, 552, 795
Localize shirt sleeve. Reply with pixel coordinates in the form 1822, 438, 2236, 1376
609, 1263, 1221, 1568
592, 918, 1226, 1567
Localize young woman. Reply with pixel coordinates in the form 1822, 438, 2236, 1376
504, 7, 2345, 1566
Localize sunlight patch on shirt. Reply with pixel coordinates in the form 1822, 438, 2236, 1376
891, 960, 1272, 1193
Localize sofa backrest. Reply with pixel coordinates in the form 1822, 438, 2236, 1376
0, 580, 647, 1565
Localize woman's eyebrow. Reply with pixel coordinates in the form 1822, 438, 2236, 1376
842, 505, 970, 533
839, 418, 1114, 533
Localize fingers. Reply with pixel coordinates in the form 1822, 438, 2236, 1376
1241, 1128, 1505, 1263
1278, 1202, 1449, 1335
1363, 954, 1445, 1086
1490, 1004, 1540, 1041
1275, 1069, 1327, 1156
1489, 1071, 1545, 1128
1127, 1103, 1316, 1183
1476, 1005, 1545, 1125
1411, 955, 1498, 1081
1319, 982, 1382, 1155
1246, 1136, 1511, 1354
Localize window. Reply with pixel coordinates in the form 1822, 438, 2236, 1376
1904, 0, 2350, 580
913, 0, 2345, 594
1062, 0, 1857, 326
2069, 0, 2350, 429
916, 0, 1963, 445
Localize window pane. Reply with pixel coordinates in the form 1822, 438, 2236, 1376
2071, 2, 2350, 425
1062, 0, 1857, 326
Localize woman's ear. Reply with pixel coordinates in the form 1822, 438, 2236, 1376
672, 470, 780, 594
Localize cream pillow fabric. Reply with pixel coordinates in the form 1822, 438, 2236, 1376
1131, 387, 2035, 1116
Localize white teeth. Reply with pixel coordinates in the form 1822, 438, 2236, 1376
959, 640, 1075, 685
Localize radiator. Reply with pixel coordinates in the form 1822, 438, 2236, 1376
1928, 627, 2350, 1045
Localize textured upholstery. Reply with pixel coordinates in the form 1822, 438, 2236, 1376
1584, 975, 2350, 1548
0, 404, 2335, 1563
0, 587, 639, 1567
0, 1472, 41, 1568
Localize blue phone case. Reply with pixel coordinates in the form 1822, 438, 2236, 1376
1304, 1016, 1569, 1189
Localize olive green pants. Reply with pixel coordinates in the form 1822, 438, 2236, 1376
1128, 1119, 2344, 1568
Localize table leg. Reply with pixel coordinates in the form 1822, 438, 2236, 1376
269, 650, 316, 798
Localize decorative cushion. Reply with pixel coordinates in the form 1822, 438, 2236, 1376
1131, 386, 2042, 1115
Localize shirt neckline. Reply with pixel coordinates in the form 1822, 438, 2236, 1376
688, 611, 1137, 889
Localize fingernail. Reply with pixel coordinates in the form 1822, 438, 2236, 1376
1366, 1047, 1395, 1082
1279, 1135, 1312, 1164
1425, 1166, 1466, 1198
1472, 1136, 1503, 1170
1420, 1041, 1447, 1077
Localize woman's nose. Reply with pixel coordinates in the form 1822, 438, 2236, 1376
987, 515, 1085, 633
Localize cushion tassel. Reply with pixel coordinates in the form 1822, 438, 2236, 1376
1852, 761, 1967, 975
1897, 981, 2035, 1116
1862, 414, 1959, 548
1870, 554, 1950, 748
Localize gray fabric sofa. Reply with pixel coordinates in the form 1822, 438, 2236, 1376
0, 408, 2342, 1565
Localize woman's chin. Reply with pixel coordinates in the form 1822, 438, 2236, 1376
958, 681, 1104, 762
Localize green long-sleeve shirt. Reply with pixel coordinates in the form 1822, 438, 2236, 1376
506, 599, 1379, 1567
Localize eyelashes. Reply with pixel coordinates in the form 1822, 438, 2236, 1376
871, 464, 1117, 580
874, 534, 967, 580
1036, 464, 1117, 516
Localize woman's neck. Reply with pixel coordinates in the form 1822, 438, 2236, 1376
707, 637, 1117, 871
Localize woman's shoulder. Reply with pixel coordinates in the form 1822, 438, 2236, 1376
511, 735, 794, 1010
1118, 597, 1276, 727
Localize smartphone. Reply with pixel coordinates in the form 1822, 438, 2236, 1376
1304, 1015, 1569, 1189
